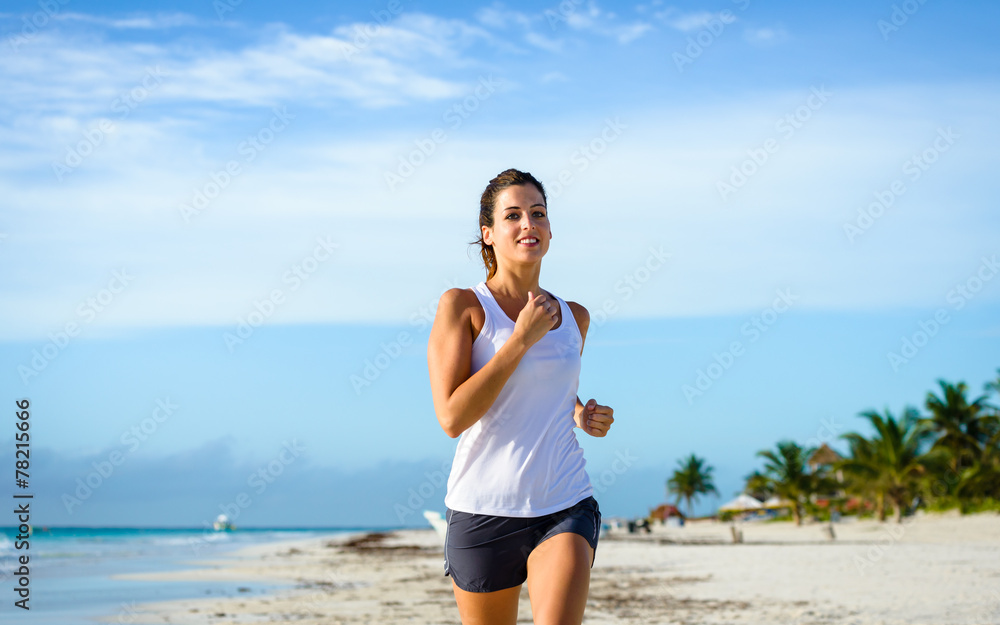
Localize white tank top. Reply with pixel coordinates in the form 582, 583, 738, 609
443, 280, 593, 517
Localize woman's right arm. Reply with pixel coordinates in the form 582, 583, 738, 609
427, 287, 556, 438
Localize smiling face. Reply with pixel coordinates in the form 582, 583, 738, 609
482, 183, 552, 268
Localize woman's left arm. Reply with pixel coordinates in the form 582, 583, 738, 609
568, 301, 614, 437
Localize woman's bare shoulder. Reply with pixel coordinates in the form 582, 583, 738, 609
438, 287, 481, 313
565, 300, 590, 337
437, 287, 485, 337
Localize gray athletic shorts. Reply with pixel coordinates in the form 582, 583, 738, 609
443, 496, 601, 593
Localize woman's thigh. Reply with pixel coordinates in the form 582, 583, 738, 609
525, 532, 594, 625
445, 498, 601, 624
451, 579, 522, 625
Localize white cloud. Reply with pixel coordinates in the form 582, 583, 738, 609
0, 15, 493, 117
477, 1, 651, 46
657, 10, 719, 32
614, 22, 653, 44
540, 71, 570, 83
1, 12, 997, 339
639, 6, 744, 33
525, 31, 564, 53
563, 3, 653, 44
52, 12, 203, 29
744, 26, 789, 46
3, 83, 998, 339
475, 4, 534, 30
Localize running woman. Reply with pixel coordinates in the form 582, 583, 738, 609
427, 168, 615, 625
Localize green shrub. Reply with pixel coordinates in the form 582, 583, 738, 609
960, 498, 1000, 514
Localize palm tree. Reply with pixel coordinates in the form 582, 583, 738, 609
976, 427, 1000, 500
940, 373, 1000, 501
838, 432, 886, 519
924, 380, 997, 475
756, 441, 815, 525
977, 370, 1000, 500
667, 454, 719, 517
985, 369, 1000, 425
840, 407, 929, 522
985, 368, 1000, 399
743, 469, 774, 502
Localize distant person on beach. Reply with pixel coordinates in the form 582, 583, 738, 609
427, 168, 615, 625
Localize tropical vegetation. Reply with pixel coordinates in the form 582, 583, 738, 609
666, 453, 718, 517
730, 368, 1000, 523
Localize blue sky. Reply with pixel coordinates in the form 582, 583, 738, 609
1, 0, 998, 527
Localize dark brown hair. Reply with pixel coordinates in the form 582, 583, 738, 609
473, 168, 547, 280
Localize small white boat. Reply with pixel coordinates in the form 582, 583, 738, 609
423, 510, 448, 540
213, 514, 235, 531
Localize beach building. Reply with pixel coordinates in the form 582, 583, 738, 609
808, 443, 847, 509
649, 503, 685, 527
649, 503, 684, 521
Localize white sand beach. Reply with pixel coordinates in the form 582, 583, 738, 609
116, 511, 1000, 625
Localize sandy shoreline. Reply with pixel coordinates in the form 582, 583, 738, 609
115, 511, 1000, 624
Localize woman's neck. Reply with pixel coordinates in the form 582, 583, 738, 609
487, 265, 542, 299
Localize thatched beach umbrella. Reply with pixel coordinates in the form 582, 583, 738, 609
808, 443, 846, 494
719, 494, 764, 511
762, 495, 795, 509
808, 443, 843, 469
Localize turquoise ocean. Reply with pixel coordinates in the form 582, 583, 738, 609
0, 526, 377, 624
